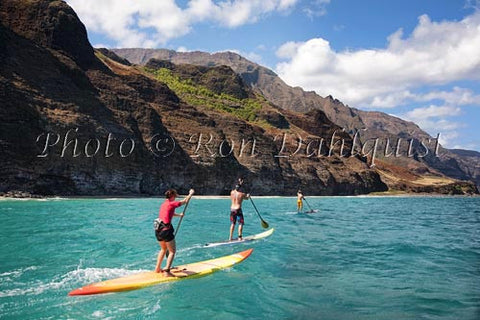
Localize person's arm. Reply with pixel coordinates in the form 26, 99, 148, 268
174, 189, 195, 217
180, 188, 195, 205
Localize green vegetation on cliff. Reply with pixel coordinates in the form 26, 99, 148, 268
146, 67, 264, 122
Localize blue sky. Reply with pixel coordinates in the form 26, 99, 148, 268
67, 0, 480, 151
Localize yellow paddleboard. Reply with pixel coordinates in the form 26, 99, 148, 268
69, 248, 253, 296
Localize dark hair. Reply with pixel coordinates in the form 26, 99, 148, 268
165, 189, 178, 199
235, 177, 245, 191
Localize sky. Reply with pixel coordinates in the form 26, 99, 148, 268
66, 0, 480, 152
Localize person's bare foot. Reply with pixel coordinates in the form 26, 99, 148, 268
162, 269, 174, 277
154, 268, 162, 273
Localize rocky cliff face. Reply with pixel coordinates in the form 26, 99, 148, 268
0, 0, 390, 196
449, 149, 480, 187
0, 1, 192, 195
0, 0, 97, 69
112, 48, 479, 192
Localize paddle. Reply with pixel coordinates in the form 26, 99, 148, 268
304, 198, 313, 211
165, 190, 193, 259
303, 198, 318, 213
174, 189, 194, 236
249, 197, 269, 229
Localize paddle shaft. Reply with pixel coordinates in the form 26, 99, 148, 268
175, 195, 192, 236
249, 197, 268, 228
304, 198, 313, 210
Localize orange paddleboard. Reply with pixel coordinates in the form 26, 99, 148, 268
69, 249, 253, 296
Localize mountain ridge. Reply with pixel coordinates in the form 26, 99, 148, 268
112, 48, 479, 190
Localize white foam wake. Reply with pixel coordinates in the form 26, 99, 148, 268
0, 265, 147, 298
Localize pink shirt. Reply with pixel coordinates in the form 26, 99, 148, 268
159, 199, 181, 224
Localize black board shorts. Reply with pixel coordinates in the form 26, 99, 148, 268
155, 225, 175, 242
230, 208, 244, 225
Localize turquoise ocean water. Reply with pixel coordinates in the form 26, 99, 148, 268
0, 196, 479, 319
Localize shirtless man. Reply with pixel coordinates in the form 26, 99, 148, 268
229, 183, 250, 241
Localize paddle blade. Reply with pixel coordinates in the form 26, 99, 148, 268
261, 220, 269, 228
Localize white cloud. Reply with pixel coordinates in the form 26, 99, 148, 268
212, 0, 300, 27
438, 131, 460, 148
452, 142, 480, 150
275, 41, 302, 59
365, 87, 480, 109
369, 91, 416, 108
67, 0, 300, 47
279, 0, 300, 10
403, 117, 462, 148
177, 46, 189, 52
401, 105, 463, 133
399, 104, 465, 149
404, 105, 461, 120
244, 52, 263, 64
276, 9, 480, 149
275, 12, 480, 108
415, 87, 480, 105
136, 0, 190, 41
465, 0, 480, 10
256, 44, 267, 51
303, 0, 331, 18
186, 0, 217, 21
410, 118, 462, 132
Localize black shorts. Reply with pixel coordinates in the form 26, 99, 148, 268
230, 208, 244, 225
155, 225, 175, 242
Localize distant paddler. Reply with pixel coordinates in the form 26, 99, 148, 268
297, 190, 318, 213
297, 189, 304, 213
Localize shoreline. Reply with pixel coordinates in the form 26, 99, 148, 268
1, 193, 479, 201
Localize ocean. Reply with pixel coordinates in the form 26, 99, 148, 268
0, 196, 479, 319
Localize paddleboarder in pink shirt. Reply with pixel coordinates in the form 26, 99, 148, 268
154, 188, 194, 276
